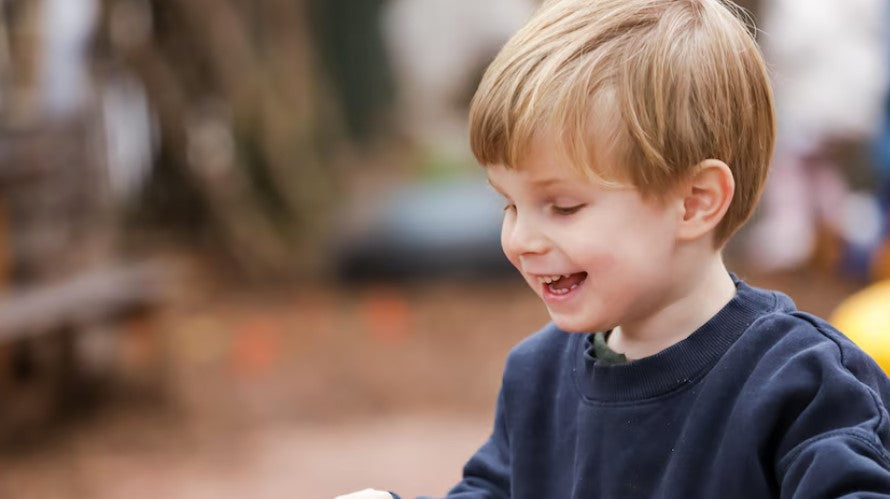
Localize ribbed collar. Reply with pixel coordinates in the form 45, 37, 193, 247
572, 275, 788, 403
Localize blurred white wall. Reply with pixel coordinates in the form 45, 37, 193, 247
748, 0, 889, 272
762, 0, 888, 143
40, 0, 97, 118
383, 0, 537, 159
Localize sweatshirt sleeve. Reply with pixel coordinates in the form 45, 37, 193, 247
771, 317, 890, 497
436, 387, 512, 498
778, 428, 890, 497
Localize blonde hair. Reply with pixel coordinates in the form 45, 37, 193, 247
469, 0, 775, 245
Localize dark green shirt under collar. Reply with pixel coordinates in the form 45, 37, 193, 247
592, 331, 628, 365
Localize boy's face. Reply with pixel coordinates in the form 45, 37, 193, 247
487, 140, 685, 334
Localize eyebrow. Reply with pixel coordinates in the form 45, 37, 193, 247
487, 176, 571, 193
529, 178, 569, 188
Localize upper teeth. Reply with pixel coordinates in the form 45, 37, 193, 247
540, 274, 568, 284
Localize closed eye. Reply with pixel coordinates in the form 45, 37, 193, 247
551, 204, 585, 216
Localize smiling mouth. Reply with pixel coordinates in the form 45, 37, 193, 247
538, 272, 588, 295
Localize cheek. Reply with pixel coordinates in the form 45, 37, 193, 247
584, 253, 621, 281
569, 236, 618, 270
570, 231, 652, 280
607, 207, 676, 257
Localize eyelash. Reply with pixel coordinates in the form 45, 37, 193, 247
501, 204, 584, 216
550, 204, 585, 216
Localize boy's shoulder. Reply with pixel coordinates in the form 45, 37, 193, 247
744, 303, 887, 386
737, 280, 870, 362
724, 278, 855, 353
730, 282, 890, 413
732, 289, 890, 464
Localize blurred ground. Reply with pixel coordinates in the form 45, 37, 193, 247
0, 260, 864, 499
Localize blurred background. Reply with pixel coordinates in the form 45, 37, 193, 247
0, 0, 888, 497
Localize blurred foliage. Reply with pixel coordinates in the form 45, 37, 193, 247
310, 0, 395, 143
92, 0, 395, 279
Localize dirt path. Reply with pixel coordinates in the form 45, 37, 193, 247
1, 270, 863, 498
3, 413, 490, 498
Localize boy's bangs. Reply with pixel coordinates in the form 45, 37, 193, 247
552, 88, 632, 188
467, 63, 548, 170
470, 72, 628, 189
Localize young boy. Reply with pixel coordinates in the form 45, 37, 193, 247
339, 0, 890, 496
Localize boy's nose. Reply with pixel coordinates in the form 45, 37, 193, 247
501, 213, 548, 257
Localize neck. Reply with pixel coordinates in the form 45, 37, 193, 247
608, 253, 736, 360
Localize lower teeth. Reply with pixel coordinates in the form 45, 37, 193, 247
548, 283, 578, 295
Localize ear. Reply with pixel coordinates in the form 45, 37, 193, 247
675, 159, 734, 242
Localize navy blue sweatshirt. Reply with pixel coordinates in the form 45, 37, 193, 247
417, 278, 890, 498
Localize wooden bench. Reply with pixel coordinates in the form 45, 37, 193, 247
0, 261, 169, 439
0, 261, 168, 342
